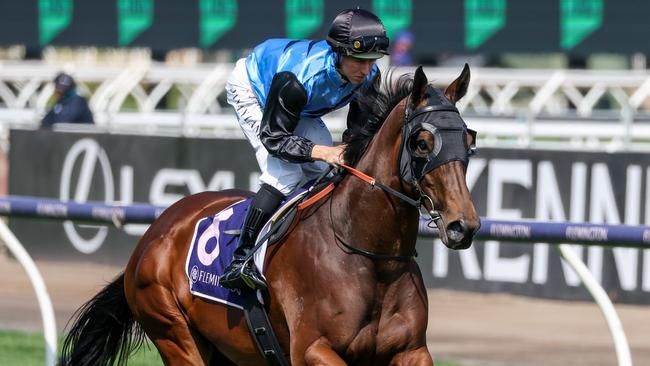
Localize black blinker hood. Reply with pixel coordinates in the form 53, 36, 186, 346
399, 87, 470, 183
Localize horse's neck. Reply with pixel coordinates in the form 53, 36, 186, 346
332, 102, 420, 253
355, 104, 404, 185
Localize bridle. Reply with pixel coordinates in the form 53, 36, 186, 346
343, 86, 476, 224
335, 85, 476, 261
398, 86, 476, 224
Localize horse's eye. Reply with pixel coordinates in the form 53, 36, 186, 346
417, 140, 429, 151
466, 129, 477, 157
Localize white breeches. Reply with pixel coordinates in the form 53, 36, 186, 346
225, 58, 332, 195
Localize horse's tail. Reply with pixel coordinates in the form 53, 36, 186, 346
59, 272, 146, 366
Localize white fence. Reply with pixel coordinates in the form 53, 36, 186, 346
2, 60, 650, 149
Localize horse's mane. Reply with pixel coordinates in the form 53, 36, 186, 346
343, 71, 414, 166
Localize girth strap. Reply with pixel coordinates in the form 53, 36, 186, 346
242, 295, 290, 366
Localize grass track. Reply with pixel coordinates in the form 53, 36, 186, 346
0, 329, 462, 365
0, 329, 161, 366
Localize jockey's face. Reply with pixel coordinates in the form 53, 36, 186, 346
339, 55, 375, 84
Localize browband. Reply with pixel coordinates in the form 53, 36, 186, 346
406, 104, 459, 123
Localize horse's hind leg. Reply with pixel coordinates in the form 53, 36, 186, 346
149, 323, 236, 366
133, 284, 211, 365
150, 333, 206, 365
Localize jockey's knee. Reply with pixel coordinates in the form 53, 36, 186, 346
260, 158, 304, 195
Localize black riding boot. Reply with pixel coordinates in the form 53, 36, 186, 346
219, 184, 285, 290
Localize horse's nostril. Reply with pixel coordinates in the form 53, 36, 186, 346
446, 220, 467, 243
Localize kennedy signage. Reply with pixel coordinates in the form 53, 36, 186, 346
427, 150, 650, 304
8, 129, 650, 303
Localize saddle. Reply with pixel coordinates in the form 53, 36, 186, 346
251, 180, 334, 253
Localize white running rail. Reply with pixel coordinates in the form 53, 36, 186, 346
0, 219, 56, 366
2, 61, 650, 149
556, 244, 632, 366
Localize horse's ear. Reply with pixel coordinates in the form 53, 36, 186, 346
410, 65, 428, 106
444, 63, 470, 104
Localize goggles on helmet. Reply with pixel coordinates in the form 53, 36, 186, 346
327, 35, 390, 57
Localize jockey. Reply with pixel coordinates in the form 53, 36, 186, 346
219, 8, 390, 290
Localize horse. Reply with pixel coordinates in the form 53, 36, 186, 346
60, 65, 480, 366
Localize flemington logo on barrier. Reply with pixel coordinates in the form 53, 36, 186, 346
35, 203, 68, 217
90, 206, 127, 223
489, 223, 532, 239
565, 226, 608, 241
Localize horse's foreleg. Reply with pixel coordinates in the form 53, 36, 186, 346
388, 346, 433, 366
303, 337, 347, 366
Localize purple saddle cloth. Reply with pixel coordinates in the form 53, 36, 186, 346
184, 185, 311, 309
185, 197, 252, 308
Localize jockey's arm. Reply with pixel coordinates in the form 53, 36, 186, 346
260, 71, 345, 166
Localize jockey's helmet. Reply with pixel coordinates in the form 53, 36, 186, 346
327, 8, 390, 60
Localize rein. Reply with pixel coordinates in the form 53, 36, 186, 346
329, 164, 441, 262
340, 164, 421, 209
328, 179, 416, 262
340, 162, 442, 225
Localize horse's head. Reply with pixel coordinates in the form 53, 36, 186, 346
400, 65, 480, 249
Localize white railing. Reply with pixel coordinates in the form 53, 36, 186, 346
556, 244, 631, 366
0, 219, 56, 366
2, 60, 650, 149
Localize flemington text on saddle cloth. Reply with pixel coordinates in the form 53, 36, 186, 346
184, 187, 314, 309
